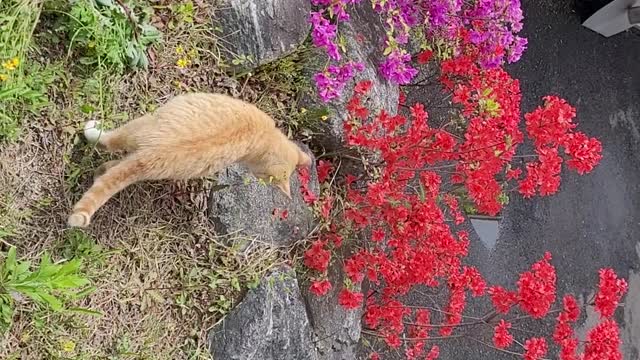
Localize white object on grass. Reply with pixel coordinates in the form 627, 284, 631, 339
84, 120, 103, 144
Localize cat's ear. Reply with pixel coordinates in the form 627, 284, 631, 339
296, 148, 312, 169
275, 179, 292, 199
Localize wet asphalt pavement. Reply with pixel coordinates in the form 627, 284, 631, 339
366, 0, 640, 358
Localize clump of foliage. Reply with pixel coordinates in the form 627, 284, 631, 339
0, 247, 92, 333
0, 0, 49, 142
61, 0, 162, 71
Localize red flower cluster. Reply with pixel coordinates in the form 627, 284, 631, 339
309, 279, 332, 296
338, 288, 364, 309
317, 160, 334, 183
553, 295, 581, 360
595, 268, 628, 318
493, 319, 514, 349
520, 96, 602, 197
517, 252, 557, 318
523, 337, 548, 360
300, 75, 619, 358
584, 319, 623, 360
303, 240, 330, 272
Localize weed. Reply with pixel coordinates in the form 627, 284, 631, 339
62, 0, 162, 72
0, 247, 92, 333
169, 0, 195, 28
0, 0, 47, 141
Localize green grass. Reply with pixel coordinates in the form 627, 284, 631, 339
0, 0, 46, 141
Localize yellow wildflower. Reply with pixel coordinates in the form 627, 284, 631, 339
0, 74, 7, 81
176, 57, 191, 68
299, 107, 307, 114
320, 115, 329, 121
59, 339, 76, 353
187, 48, 197, 58
2, 57, 19, 71
176, 45, 184, 54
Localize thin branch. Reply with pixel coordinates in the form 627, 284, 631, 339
361, 329, 464, 342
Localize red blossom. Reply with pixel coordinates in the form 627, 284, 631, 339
309, 280, 332, 296
493, 320, 514, 349
563, 132, 602, 174
489, 286, 518, 313
562, 295, 580, 322
344, 255, 366, 283
517, 252, 557, 318
426, 345, 439, 360
304, 240, 331, 272
338, 289, 364, 309
354, 80, 373, 95
416, 49, 433, 64
506, 167, 522, 180
370, 353, 380, 360
584, 319, 623, 360
594, 268, 628, 318
317, 160, 334, 183
523, 337, 548, 360
399, 91, 406, 106
384, 333, 402, 348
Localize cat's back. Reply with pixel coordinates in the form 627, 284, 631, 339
140, 93, 275, 148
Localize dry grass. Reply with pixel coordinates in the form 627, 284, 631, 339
0, 1, 308, 358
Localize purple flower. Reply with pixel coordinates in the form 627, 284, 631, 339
428, 0, 449, 27
379, 50, 418, 85
314, 61, 365, 102
507, 36, 527, 63
309, 11, 340, 61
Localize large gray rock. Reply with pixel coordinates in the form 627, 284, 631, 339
215, 0, 311, 68
208, 144, 320, 247
302, 4, 399, 152
208, 266, 319, 360
301, 251, 364, 360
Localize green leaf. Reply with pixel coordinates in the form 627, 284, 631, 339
38, 292, 63, 311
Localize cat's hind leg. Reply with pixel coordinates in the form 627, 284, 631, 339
84, 114, 155, 153
93, 159, 122, 179
68, 155, 148, 227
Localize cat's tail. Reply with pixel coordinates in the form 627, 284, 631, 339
68, 156, 145, 227
84, 120, 103, 144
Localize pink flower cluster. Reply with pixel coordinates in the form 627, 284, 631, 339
308, 0, 529, 100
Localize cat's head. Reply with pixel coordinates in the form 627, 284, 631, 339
253, 140, 312, 199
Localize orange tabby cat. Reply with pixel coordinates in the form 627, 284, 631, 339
68, 92, 312, 228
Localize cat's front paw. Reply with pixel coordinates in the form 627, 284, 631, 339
83, 120, 103, 144
67, 211, 91, 228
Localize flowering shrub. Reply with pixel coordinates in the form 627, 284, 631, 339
299, 74, 624, 358
302, 2, 626, 359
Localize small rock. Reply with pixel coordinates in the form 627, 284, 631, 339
215, 0, 311, 68
208, 265, 319, 360
208, 144, 320, 247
